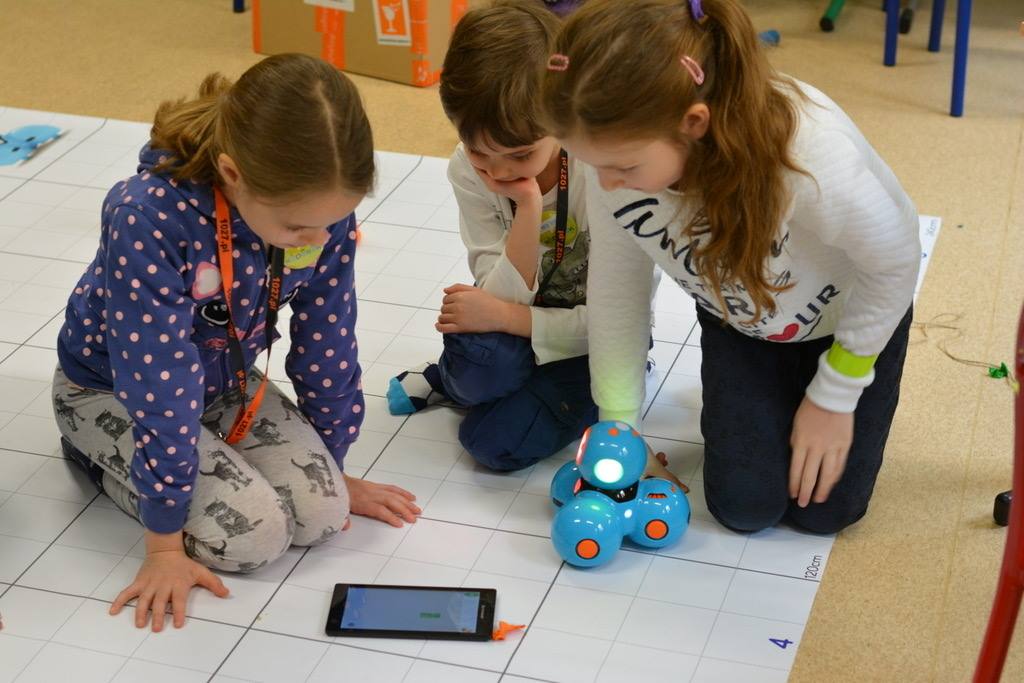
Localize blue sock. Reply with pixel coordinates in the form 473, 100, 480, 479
386, 362, 450, 415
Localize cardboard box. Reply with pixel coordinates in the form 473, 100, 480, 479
253, 0, 469, 87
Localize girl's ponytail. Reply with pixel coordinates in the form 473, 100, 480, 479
150, 73, 232, 185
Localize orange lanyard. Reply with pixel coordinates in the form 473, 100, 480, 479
213, 186, 284, 444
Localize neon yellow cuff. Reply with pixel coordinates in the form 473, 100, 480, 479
826, 341, 878, 378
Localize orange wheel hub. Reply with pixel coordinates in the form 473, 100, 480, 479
576, 538, 600, 560
646, 519, 669, 540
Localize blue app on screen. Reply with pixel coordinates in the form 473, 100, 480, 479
340, 588, 481, 633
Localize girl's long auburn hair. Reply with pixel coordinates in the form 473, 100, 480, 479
542, 0, 806, 323
150, 53, 375, 200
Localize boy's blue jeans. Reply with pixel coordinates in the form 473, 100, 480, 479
437, 332, 597, 471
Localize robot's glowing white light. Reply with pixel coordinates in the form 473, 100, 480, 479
594, 458, 624, 484
624, 509, 633, 519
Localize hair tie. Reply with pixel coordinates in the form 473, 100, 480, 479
680, 56, 705, 85
547, 54, 570, 72
688, 0, 708, 24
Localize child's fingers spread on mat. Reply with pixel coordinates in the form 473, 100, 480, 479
374, 504, 404, 527
172, 590, 187, 629
643, 452, 688, 492
110, 581, 141, 615
135, 589, 155, 628
383, 483, 417, 501
391, 498, 420, 522
150, 588, 171, 632
198, 568, 229, 598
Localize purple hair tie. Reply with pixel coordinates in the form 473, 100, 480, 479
688, 0, 708, 24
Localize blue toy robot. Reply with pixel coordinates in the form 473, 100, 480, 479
550, 420, 690, 568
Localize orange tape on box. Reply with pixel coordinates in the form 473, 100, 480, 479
319, 7, 346, 70
252, 0, 263, 52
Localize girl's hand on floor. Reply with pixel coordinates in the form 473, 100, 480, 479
788, 396, 854, 507
110, 549, 229, 631
644, 447, 690, 493
345, 474, 421, 528
436, 284, 509, 334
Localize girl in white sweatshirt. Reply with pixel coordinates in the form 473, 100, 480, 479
542, 0, 920, 534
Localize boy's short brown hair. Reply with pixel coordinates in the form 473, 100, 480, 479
440, 0, 560, 149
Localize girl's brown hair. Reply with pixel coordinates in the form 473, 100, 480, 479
150, 53, 375, 200
440, 0, 560, 149
542, 0, 805, 323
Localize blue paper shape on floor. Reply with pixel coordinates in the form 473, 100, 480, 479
0, 125, 63, 166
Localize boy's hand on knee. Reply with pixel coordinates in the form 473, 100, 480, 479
110, 540, 229, 632
436, 284, 510, 335
344, 474, 422, 528
789, 396, 854, 508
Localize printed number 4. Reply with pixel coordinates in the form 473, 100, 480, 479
770, 638, 794, 649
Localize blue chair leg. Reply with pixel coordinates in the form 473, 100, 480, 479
884, 0, 901, 66
233, 0, 245, 12
950, 0, 972, 117
928, 0, 946, 51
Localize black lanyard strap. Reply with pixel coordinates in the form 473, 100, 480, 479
534, 149, 570, 304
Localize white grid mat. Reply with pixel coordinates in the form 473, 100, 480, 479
0, 107, 940, 683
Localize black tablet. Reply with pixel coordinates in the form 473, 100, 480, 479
325, 583, 497, 641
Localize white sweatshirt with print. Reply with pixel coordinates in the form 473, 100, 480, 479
586, 81, 921, 429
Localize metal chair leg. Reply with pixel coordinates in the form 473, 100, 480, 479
884, 0, 901, 65
950, 0, 972, 116
929, 0, 947, 50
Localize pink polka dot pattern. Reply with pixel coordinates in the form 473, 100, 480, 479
57, 150, 365, 534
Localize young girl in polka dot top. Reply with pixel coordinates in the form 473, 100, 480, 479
51, 54, 420, 632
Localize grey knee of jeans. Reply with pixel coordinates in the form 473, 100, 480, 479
291, 488, 349, 547
214, 504, 295, 572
